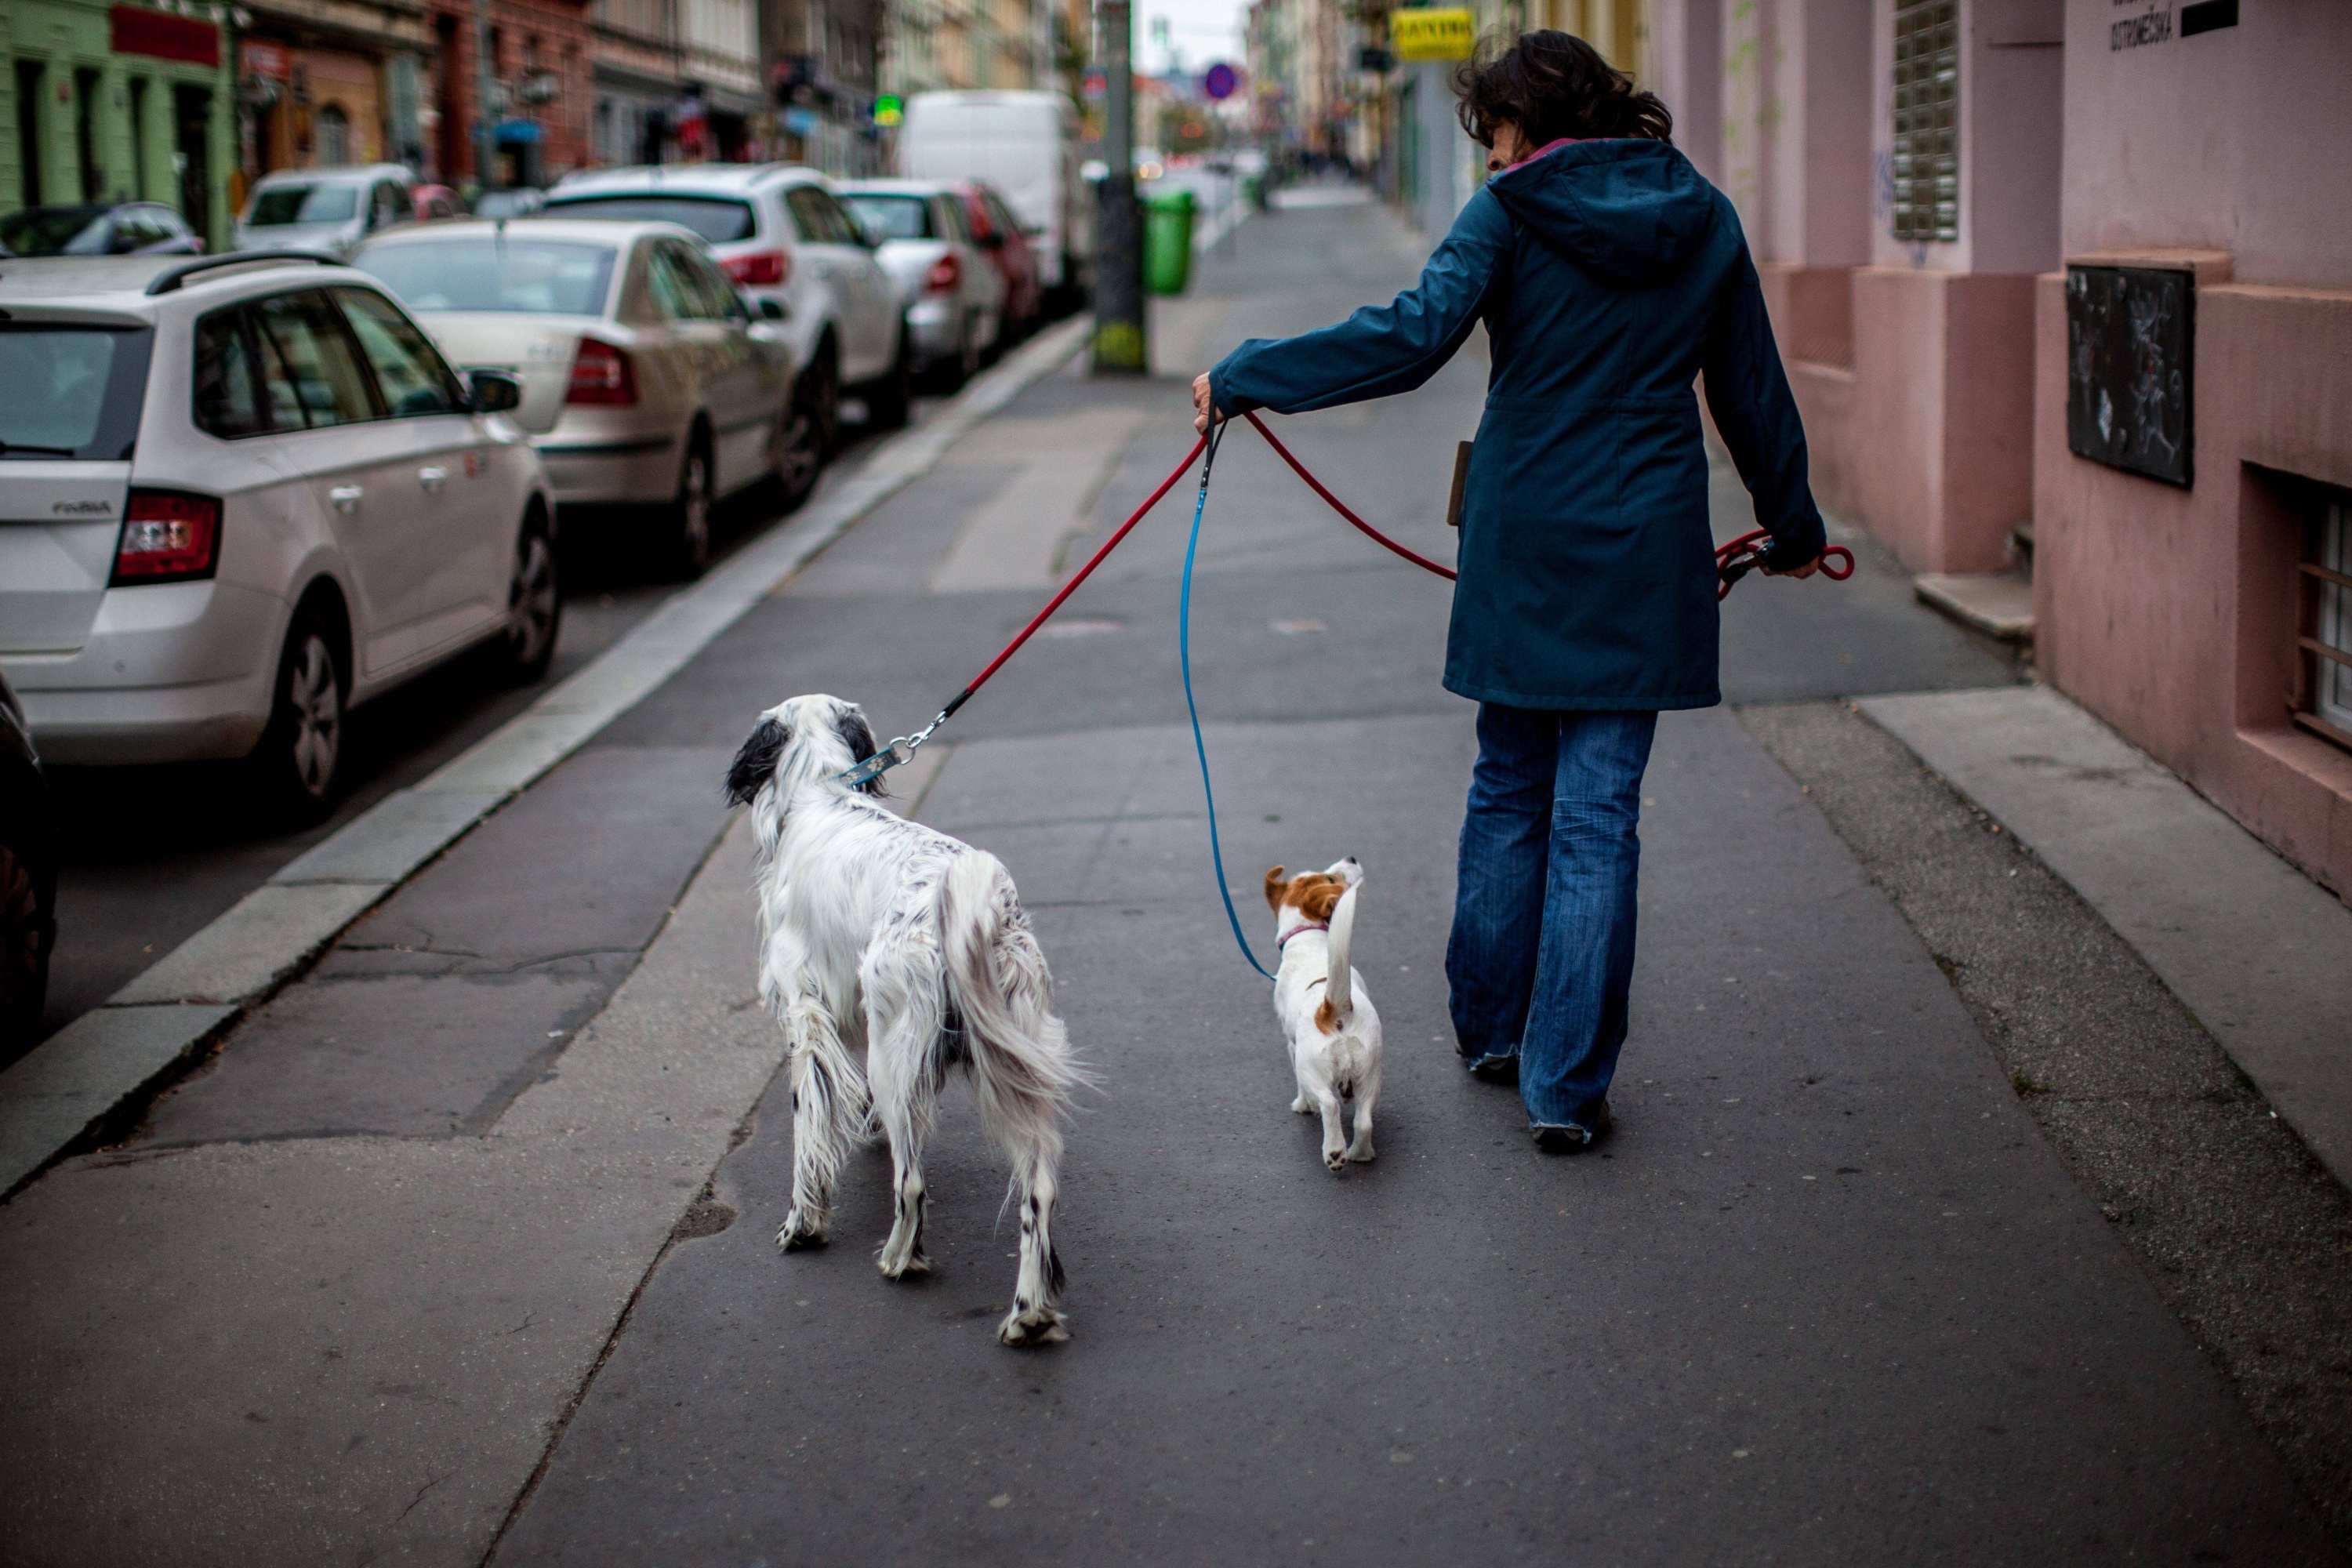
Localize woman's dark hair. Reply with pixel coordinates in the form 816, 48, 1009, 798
1454, 30, 1673, 148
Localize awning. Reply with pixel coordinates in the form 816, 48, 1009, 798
495, 119, 543, 144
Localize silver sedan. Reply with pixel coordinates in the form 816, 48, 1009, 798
354, 220, 798, 577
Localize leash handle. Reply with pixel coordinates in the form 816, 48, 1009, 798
1179, 421, 1279, 983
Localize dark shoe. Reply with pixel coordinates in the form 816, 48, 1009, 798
1465, 1052, 1519, 1087
1531, 1100, 1611, 1154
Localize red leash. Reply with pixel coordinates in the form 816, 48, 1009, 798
839, 419, 1843, 788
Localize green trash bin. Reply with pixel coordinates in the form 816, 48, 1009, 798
1143, 187, 1197, 296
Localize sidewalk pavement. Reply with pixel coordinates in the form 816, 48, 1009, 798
2, 194, 2347, 1565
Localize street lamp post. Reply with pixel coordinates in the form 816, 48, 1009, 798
1091, 0, 1148, 375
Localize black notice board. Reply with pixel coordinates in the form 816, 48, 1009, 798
2066, 264, 2194, 488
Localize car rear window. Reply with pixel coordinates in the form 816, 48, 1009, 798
540, 194, 757, 244
0, 325, 155, 460
0, 207, 111, 256
840, 194, 933, 241
355, 238, 618, 315
248, 183, 361, 226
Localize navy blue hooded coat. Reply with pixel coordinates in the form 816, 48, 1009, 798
1208, 140, 1824, 712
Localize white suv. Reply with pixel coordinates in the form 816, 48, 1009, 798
543, 165, 908, 453
0, 253, 558, 820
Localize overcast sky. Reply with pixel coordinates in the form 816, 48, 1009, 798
1139, 0, 1249, 76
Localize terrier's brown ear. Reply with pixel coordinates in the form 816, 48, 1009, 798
1299, 880, 1345, 923
1263, 866, 1289, 910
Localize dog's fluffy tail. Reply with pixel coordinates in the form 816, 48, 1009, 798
938, 851, 1082, 1185
1320, 883, 1359, 1029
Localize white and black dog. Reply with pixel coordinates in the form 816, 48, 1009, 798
724, 694, 1081, 1347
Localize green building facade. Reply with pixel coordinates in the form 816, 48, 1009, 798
2, 0, 239, 249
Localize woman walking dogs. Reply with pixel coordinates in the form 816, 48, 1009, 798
1194, 31, 1827, 1153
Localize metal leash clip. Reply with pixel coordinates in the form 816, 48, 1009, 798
834, 705, 954, 789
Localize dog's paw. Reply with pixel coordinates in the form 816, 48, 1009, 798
1346, 1142, 1376, 1163
1323, 1148, 1350, 1174
1291, 1095, 1316, 1115
777, 1213, 829, 1251
997, 1303, 1071, 1348
877, 1250, 932, 1281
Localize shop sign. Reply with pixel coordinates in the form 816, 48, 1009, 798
1390, 8, 1475, 62
112, 5, 220, 67
241, 40, 291, 79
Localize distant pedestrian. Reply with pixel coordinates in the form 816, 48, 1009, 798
1194, 30, 1826, 1152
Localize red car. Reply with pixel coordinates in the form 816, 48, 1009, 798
954, 181, 1043, 343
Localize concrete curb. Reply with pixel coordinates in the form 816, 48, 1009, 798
0, 314, 1094, 1202
1857, 684, 2352, 1184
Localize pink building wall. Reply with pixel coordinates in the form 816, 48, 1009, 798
2034, 0, 2352, 896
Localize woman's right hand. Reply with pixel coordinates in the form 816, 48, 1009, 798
1192, 373, 1220, 434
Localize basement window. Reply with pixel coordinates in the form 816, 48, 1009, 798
2300, 491, 2352, 749
1892, 0, 1959, 244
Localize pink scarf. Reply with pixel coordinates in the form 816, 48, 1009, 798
1512, 136, 1584, 166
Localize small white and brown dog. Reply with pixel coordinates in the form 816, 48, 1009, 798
1264, 858, 1382, 1172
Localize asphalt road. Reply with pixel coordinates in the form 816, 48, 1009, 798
2, 197, 2337, 1566
31, 397, 938, 1045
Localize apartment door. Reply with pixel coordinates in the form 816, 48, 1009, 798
173, 85, 212, 246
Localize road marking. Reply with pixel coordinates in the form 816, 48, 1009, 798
0, 315, 1094, 1202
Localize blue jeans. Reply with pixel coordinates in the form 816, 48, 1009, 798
1446, 704, 1658, 1129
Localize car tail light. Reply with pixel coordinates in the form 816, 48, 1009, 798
724, 249, 790, 287
111, 489, 221, 585
925, 252, 961, 293
567, 337, 637, 405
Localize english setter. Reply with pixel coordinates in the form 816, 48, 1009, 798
1265, 858, 1381, 1171
724, 694, 1080, 1347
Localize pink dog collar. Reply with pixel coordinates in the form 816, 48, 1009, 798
1276, 923, 1328, 950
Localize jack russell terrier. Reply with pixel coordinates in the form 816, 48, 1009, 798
1265, 858, 1382, 1172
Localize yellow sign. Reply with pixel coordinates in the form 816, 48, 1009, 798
1390, 8, 1476, 61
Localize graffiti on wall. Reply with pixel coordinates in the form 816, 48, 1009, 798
2065, 263, 2194, 488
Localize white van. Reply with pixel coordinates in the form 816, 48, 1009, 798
897, 91, 1089, 299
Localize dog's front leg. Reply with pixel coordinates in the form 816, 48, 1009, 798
777, 996, 864, 1251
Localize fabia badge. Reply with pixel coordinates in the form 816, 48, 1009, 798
53, 499, 113, 515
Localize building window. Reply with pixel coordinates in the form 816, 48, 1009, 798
1891, 0, 1958, 244
76, 68, 103, 202
16, 60, 45, 208
316, 103, 349, 165
129, 78, 149, 197
2303, 492, 2352, 748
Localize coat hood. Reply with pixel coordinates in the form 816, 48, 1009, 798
1484, 140, 1717, 286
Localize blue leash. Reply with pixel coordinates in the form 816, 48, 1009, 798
1178, 420, 1277, 983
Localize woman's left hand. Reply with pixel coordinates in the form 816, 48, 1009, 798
1192, 373, 1221, 434
1763, 551, 1822, 580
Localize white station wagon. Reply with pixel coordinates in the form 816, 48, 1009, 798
0, 253, 557, 820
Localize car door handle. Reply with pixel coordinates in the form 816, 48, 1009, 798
329, 485, 364, 513
418, 465, 448, 492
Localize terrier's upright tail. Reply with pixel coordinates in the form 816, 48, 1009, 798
1316, 882, 1359, 1034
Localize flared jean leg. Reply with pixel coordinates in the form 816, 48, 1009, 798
1445, 704, 1559, 1063
1516, 710, 1657, 1127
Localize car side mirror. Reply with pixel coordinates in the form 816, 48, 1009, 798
757, 296, 786, 321
469, 368, 524, 413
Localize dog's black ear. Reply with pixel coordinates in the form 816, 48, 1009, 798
833, 704, 888, 797
724, 717, 789, 807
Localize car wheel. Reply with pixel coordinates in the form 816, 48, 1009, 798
862, 322, 913, 434
0, 837, 53, 1053
499, 518, 561, 683
255, 605, 347, 825
666, 439, 714, 581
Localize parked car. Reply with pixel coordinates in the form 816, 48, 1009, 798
956, 180, 1044, 343
472, 187, 546, 221
541, 164, 908, 450
838, 179, 1006, 390
233, 165, 418, 260
0, 202, 203, 259
354, 219, 797, 570
413, 184, 466, 221
897, 92, 1090, 310
0, 252, 555, 822
0, 670, 55, 1054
